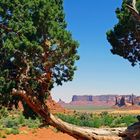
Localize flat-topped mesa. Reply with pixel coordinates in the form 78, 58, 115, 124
72, 95, 93, 102
58, 95, 140, 107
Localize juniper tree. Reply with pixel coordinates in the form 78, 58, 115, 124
107, 0, 140, 66
0, 0, 79, 114
0, 2, 114, 139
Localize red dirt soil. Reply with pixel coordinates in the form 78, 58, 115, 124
1, 127, 76, 140
1, 96, 74, 140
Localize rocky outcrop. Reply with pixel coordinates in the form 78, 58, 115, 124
135, 96, 140, 105
58, 95, 140, 108
71, 95, 136, 103
71, 95, 117, 104
72, 95, 93, 101
117, 96, 126, 107
46, 96, 71, 114
115, 95, 140, 107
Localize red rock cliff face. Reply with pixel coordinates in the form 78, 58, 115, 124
72, 95, 116, 102
58, 95, 140, 107
72, 95, 93, 101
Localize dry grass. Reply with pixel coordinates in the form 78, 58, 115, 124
110, 110, 140, 115
88, 109, 140, 116
70, 107, 140, 115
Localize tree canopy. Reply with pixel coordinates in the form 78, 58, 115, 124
107, 0, 140, 66
0, 0, 79, 108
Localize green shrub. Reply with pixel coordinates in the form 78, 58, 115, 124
3, 118, 18, 128
57, 113, 137, 128
0, 107, 42, 137
4, 128, 13, 135
11, 128, 19, 135
91, 117, 102, 128
78, 113, 91, 120
18, 113, 26, 126
24, 117, 41, 128
0, 107, 9, 118
102, 115, 114, 127
121, 115, 136, 126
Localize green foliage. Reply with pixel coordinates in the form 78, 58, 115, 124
24, 117, 41, 128
57, 112, 137, 128
0, 108, 42, 136
0, 107, 9, 118
3, 118, 18, 128
107, 0, 140, 66
4, 128, 19, 135
0, 0, 79, 115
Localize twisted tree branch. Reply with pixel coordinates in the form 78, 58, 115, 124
126, 0, 140, 21
0, 23, 20, 35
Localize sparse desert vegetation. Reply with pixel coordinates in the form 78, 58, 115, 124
0, 105, 140, 140
57, 111, 137, 128
0, 107, 42, 138
64, 105, 140, 114
64, 105, 113, 112
0, 107, 76, 140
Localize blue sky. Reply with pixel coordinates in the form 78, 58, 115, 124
52, 0, 140, 102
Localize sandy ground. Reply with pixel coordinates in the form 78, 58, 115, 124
0, 127, 76, 140
0, 126, 127, 140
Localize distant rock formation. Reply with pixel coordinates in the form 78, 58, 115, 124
119, 96, 126, 107
72, 95, 93, 102
58, 94, 140, 108
115, 96, 118, 105
46, 96, 71, 114
115, 94, 139, 107
72, 95, 117, 102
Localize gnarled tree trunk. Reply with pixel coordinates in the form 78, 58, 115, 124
12, 89, 123, 140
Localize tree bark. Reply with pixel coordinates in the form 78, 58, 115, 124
126, 0, 140, 21
12, 89, 122, 140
